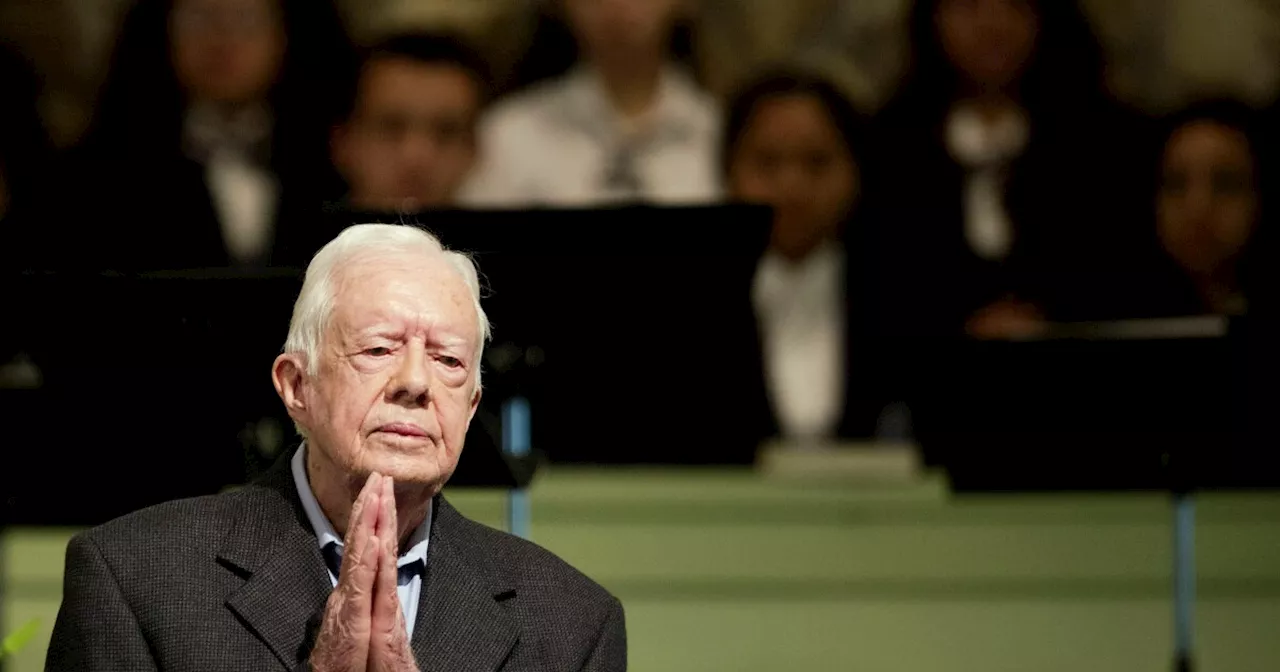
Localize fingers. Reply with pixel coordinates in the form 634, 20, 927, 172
371, 527, 415, 672
372, 528, 400, 636
380, 476, 399, 557
332, 473, 382, 631
344, 473, 382, 551
342, 473, 382, 580
310, 474, 387, 672
362, 477, 417, 672
372, 475, 402, 636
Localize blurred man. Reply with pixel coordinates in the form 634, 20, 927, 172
46, 224, 626, 671
332, 33, 490, 211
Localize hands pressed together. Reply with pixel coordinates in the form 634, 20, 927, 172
310, 473, 418, 672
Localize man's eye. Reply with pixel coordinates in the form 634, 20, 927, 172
364, 347, 391, 356
438, 355, 462, 368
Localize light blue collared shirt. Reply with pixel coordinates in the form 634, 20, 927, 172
291, 445, 431, 637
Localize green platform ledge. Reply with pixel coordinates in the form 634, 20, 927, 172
6, 468, 1280, 672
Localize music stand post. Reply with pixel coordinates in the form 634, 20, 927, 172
502, 397, 532, 539
1172, 489, 1195, 672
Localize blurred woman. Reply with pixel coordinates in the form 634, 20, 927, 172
723, 70, 886, 442
65, 0, 355, 271
0, 43, 55, 385
1152, 100, 1265, 316
868, 0, 1158, 344
461, 0, 720, 206
0, 43, 53, 266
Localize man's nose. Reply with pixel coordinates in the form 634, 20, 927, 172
388, 346, 432, 407
400, 131, 439, 168
776, 166, 811, 202
1182, 181, 1215, 221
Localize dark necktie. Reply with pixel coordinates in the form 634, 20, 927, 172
602, 144, 643, 197
322, 542, 424, 584
322, 542, 344, 578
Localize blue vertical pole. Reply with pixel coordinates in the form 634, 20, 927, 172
1172, 493, 1195, 672
502, 397, 532, 539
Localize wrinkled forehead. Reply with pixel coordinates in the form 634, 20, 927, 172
327, 252, 478, 337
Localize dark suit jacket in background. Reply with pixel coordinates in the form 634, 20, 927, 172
742, 234, 890, 444
45, 457, 626, 671
52, 149, 335, 273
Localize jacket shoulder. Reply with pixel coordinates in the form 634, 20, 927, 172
74, 485, 271, 563
440, 500, 619, 609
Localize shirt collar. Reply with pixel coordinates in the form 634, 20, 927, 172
944, 104, 1029, 169
753, 242, 845, 316
182, 101, 273, 164
291, 444, 432, 572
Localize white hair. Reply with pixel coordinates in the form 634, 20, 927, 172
283, 222, 491, 392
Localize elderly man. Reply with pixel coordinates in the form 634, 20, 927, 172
45, 224, 627, 671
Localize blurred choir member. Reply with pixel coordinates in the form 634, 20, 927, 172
0, 42, 53, 270
461, 0, 721, 206
64, 0, 355, 271
867, 0, 1157, 345
0, 42, 54, 384
331, 33, 491, 213
1151, 100, 1266, 317
723, 71, 886, 443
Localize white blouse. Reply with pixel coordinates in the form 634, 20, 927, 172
184, 104, 278, 264
460, 66, 722, 207
752, 244, 846, 439
944, 105, 1029, 262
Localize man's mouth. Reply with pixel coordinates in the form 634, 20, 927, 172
375, 422, 429, 438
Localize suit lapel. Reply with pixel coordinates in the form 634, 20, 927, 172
218, 456, 333, 671
412, 497, 519, 671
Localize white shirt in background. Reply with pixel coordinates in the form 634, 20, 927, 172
184, 103, 278, 264
205, 150, 277, 264
752, 243, 846, 440
460, 65, 722, 207
944, 105, 1029, 262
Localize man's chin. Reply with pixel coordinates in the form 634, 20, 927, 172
355, 449, 454, 490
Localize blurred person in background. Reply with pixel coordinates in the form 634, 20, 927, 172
62, 0, 356, 271
460, 0, 721, 206
43, 0, 357, 503
0, 42, 54, 269
1150, 99, 1266, 317
867, 0, 1158, 345
722, 70, 888, 444
1143, 99, 1280, 484
0, 42, 54, 388
331, 33, 492, 215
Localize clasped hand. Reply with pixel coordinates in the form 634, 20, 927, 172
310, 473, 418, 672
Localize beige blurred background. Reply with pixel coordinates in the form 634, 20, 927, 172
4, 0, 1280, 148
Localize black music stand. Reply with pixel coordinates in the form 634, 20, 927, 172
2, 203, 770, 525
931, 314, 1280, 672
0, 267, 540, 528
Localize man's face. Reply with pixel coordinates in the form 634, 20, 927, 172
1158, 120, 1258, 277
170, 0, 285, 105
333, 57, 481, 211
936, 0, 1038, 92
294, 253, 481, 491
729, 95, 859, 260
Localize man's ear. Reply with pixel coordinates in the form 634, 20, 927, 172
273, 353, 309, 425
466, 384, 482, 428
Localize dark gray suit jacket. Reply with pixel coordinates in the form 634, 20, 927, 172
45, 457, 626, 671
